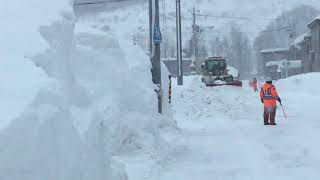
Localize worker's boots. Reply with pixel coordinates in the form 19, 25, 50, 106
269, 111, 276, 125
264, 112, 269, 125
264, 108, 277, 126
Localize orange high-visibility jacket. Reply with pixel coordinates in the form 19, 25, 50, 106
260, 83, 279, 107
252, 81, 258, 89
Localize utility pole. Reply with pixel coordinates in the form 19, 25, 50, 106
176, 0, 183, 85
150, 0, 163, 114
191, 6, 196, 61
190, 6, 200, 72
161, 0, 168, 59
149, 0, 153, 56
189, 7, 213, 73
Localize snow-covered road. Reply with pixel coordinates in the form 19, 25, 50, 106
125, 74, 320, 180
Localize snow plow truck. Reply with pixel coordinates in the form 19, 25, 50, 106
201, 57, 242, 87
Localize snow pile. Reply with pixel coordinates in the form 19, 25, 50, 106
276, 73, 320, 122
277, 73, 320, 94
227, 66, 239, 78
71, 19, 174, 155
0, 56, 48, 128
73, 5, 176, 147
0, 0, 72, 128
1, 5, 175, 180
0, 1, 143, 180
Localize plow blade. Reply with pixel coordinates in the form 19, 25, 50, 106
205, 81, 242, 87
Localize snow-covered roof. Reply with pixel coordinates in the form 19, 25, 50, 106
266, 60, 302, 69
266, 60, 286, 68
308, 15, 320, 27
293, 33, 310, 49
260, 48, 289, 54
161, 57, 192, 61
314, 15, 320, 21
287, 60, 302, 68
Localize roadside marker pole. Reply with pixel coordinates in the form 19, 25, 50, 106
169, 75, 172, 103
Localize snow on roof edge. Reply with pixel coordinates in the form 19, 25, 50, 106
293, 33, 311, 48
266, 60, 302, 69
260, 47, 289, 54
308, 15, 320, 27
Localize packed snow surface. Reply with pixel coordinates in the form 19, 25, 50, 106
124, 73, 320, 180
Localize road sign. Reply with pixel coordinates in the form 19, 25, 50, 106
153, 21, 162, 44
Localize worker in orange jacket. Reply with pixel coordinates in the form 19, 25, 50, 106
252, 78, 258, 92
260, 77, 281, 125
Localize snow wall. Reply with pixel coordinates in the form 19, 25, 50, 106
0, 1, 175, 180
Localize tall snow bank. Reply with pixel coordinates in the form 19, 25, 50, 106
276, 73, 320, 94
0, 2, 127, 180
0, 2, 176, 179
0, 83, 127, 180
0, 0, 72, 128
69, 4, 176, 156
92, 6, 174, 118
0, 56, 48, 128
0, 0, 72, 56
275, 73, 320, 121
70, 19, 175, 155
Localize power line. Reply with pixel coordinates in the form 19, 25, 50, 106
195, 13, 277, 21
73, 0, 138, 6
181, 24, 289, 37
195, 18, 271, 27
212, 27, 287, 34
206, 27, 289, 35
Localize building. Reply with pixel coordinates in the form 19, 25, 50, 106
294, 33, 312, 73
259, 15, 320, 77
307, 15, 320, 72
260, 48, 290, 79
260, 48, 290, 63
